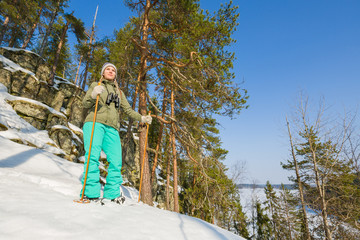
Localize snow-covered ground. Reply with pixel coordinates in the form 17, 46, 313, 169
0, 137, 245, 240
0, 80, 245, 239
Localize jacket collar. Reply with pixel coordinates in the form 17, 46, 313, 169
102, 79, 115, 86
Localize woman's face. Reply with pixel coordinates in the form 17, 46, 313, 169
103, 66, 116, 80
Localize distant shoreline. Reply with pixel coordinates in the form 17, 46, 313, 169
237, 184, 295, 190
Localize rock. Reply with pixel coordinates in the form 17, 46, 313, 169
57, 82, 76, 98
48, 126, 74, 155
7, 99, 50, 121
46, 113, 67, 129
0, 47, 87, 160
10, 71, 40, 99
67, 96, 85, 127
49, 91, 65, 112
0, 122, 8, 131
35, 63, 51, 83
37, 82, 59, 106
0, 68, 11, 90
21, 116, 47, 130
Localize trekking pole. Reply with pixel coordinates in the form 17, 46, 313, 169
138, 111, 151, 203
74, 79, 103, 204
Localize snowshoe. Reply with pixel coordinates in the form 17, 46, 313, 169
101, 194, 126, 205
83, 196, 104, 205
111, 195, 126, 205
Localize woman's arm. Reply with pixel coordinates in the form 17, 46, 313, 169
119, 90, 142, 121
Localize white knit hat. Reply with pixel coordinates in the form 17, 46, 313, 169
101, 62, 117, 78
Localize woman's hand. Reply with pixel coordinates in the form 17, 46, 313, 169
141, 115, 152, 125
91, 85, 105, 99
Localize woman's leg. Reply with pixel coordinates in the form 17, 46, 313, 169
81, 122, 105, 198
102, 125, 122, 200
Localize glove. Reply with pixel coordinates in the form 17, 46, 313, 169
141, 115, 152, 125
91, 85, 105, 99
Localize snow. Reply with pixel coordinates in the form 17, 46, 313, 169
0, 136, 245, 240
54, 76, 75, 85
0, 85, 245, 239
68, 122, 82, 134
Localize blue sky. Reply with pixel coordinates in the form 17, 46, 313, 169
68, 0, 360, 184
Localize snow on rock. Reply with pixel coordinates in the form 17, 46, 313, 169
0, 54, 40, 82
0, 84, 64, 155
5, 92, 67, 119
51, 124, 82, 144
68, 122, 82, 134
1, 46, 42, 58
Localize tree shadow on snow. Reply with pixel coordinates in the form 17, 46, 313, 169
178, 214, 230, 240
0, 148, 40, 168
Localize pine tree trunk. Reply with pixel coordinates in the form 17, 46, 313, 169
74, 55, 83, 85
138, 78, 153, 206
136, 0, 153, 206
22, 5, 44, 49
49, 21, 70, 85
166, 155, 171, 210
311, 149, 332, 240
170, 86, 179, 212
0, 16, 10, 45
286, 119, 311, 240
39, 0, 61, 57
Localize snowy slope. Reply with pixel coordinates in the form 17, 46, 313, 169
0, 137, 245, 240
0, 81, 245, 239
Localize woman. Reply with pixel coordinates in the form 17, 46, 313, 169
81, 62, 152, 204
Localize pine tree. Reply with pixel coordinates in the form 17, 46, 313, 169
42, 16, 72, 77
264, 182, 281, 239
0, 0, 17, 45
124, 0, 248, 207
37, 0, 69, 57
21, 0, 45, 49
49, 12, 85, 84
278, 184, 303, 240
284, 96, 360, 238
255, 200, 272, 239
282, 117, 311, 239
0, 0, 26, 47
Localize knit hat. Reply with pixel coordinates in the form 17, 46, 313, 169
101, 62, 117, 78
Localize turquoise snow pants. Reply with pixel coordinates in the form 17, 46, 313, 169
81, 122, 123, 199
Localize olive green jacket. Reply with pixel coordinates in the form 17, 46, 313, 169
83, 80, 142, 130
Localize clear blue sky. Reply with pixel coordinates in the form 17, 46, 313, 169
67, 0, 360, 184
